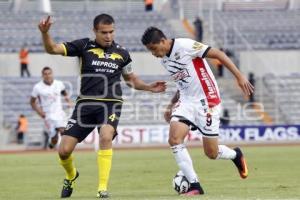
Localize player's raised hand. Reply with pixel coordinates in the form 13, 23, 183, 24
38, 16, 53, 33
148, 81, 167, 93
237, 75, 254, 96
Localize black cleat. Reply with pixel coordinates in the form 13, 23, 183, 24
232, 147, 248, 179
97, 190, 109, 198
181, 182, 204, 196
61, 171, 79, 198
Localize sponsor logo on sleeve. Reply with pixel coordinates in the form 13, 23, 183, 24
192, 42, 203, 50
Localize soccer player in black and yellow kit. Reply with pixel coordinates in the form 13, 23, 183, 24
38, 14, 166, 198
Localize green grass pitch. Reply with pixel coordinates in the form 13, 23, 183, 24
0, 146, 299, 200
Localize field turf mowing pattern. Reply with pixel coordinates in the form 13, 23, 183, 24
0, 146, 299, 200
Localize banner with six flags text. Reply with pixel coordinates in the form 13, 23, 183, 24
77, 124, 300, 149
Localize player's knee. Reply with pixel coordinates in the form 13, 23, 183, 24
204, 148, 218, 159
168, 136, 181, 146
99, 125, 114, 145
58, 146, 72, 160
100, 134, 112, 145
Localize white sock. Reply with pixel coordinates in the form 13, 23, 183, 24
216, 145, 237, 160
171, 144, 199, 183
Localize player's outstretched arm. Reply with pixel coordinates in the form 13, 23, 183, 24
206, 48, 254, 96
122, 73, 166, 93
38, 16, 65, 55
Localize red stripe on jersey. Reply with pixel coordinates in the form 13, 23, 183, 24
192, 57, 221, 107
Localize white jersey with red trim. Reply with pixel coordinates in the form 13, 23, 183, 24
161, 38, 221, 107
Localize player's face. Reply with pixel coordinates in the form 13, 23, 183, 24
94, 23, 115, 47
146, 39, 168, 58
42, 69, 53, 85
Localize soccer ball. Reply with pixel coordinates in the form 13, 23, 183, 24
172, 170, 190, 194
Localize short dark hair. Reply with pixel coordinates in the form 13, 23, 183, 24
93, 14, 115, 29
42, 66, 52, 73
141, 27, 167, 45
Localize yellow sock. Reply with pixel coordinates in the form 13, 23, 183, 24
97, 149, 113, 191
59, 155, 76, 180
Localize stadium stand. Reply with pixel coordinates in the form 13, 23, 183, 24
222, 0, 289, 11
166, 0, 300, 50
0, 1, 174, 53
213, 10, 300, 50
263, 73, 300, 125
0, 0, 299, 53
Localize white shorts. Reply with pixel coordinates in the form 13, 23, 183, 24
170, 99, 221, 138
44, 118, 67, 138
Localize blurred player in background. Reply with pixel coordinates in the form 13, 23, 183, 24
38, 14, 166, 198
30, 66, 71, 149
142, 27, 254, 196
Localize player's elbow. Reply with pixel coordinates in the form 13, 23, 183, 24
124, 75, 137, 89
45, 47, 57, 55
44, 46, 54, 54
45, 44, 62, 55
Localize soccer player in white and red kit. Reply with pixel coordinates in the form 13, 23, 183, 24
30, 66, 72, 148
142, 27, 254, 196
